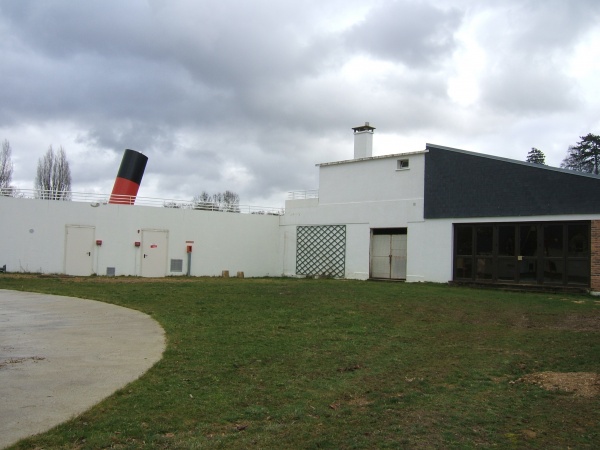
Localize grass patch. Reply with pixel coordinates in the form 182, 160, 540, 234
2, 275, 599, 449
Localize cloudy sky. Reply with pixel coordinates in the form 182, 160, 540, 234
1, 0, 599, 207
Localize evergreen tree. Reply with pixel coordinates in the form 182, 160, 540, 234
526, 147, 546, 165
560, 133, 600, 175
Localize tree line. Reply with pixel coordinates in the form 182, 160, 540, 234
163, 190, 241, 212
1, 140, 72, 198
527, 133, 600, 175
192, 190, 240, 212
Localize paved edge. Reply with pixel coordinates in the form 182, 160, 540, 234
0, 290, 166, 449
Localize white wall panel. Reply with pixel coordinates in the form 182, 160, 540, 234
0, 197, 281, 278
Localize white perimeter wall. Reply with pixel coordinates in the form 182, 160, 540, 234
5, 171, 595, 283
280, 221, 372, 280
0, 196, 281, 277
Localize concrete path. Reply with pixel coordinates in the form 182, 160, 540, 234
0, 290, 166, 449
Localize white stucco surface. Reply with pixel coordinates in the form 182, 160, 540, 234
0, 196, 281, 277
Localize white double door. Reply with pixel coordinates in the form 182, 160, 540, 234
370, 232, 407, 280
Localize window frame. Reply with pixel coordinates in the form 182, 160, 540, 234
396, 159, 409, 170
453, 221, 590, 287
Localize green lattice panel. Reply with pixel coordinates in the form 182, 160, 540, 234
296, 225, 346, 277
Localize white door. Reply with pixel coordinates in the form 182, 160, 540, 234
371, 234, 392, 279
65, 225, 95, 276
391, 234, 407, 279
141, 230, 168, 277
370, 231, 407, 280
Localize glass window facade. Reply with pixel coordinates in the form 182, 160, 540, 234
453, 221, 590, 287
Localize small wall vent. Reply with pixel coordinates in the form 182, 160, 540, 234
170, 259, 183, 272
106, 267, 116, 276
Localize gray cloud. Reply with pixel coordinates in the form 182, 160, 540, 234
480, 55, 580, 114
345, 1, 462, 67
1, 0, 599, 205
475, 1, 600, 114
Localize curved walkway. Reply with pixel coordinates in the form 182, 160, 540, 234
0, 290, 166, 449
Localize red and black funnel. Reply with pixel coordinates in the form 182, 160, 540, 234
109, 149, 148, 205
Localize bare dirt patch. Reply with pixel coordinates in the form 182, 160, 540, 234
517, 372, 599, 398
513, 313, 600, 332
556, 314, 600, 332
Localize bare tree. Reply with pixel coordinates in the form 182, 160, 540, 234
35, 145, 72, 200
0, 139, 14, 193
192, 190, 240, 212
213, 192, 224, 210
193, 191, 216, 210
221, 190, 240, 212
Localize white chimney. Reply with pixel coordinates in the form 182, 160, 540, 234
352, 122, 375, 159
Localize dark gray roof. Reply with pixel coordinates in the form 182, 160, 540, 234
424, 143, 600, 219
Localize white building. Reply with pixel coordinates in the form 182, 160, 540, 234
2, 123, 599, 292
283, 123, 600, 291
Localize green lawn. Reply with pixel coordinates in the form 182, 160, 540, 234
2, 275, 599, 449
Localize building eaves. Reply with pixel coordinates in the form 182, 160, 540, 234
316, 150, 428, 167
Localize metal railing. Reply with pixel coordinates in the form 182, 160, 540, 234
0, 188, 284, 215
286, 189, 318, 200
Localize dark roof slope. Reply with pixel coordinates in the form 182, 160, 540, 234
424, 144, 600, 219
